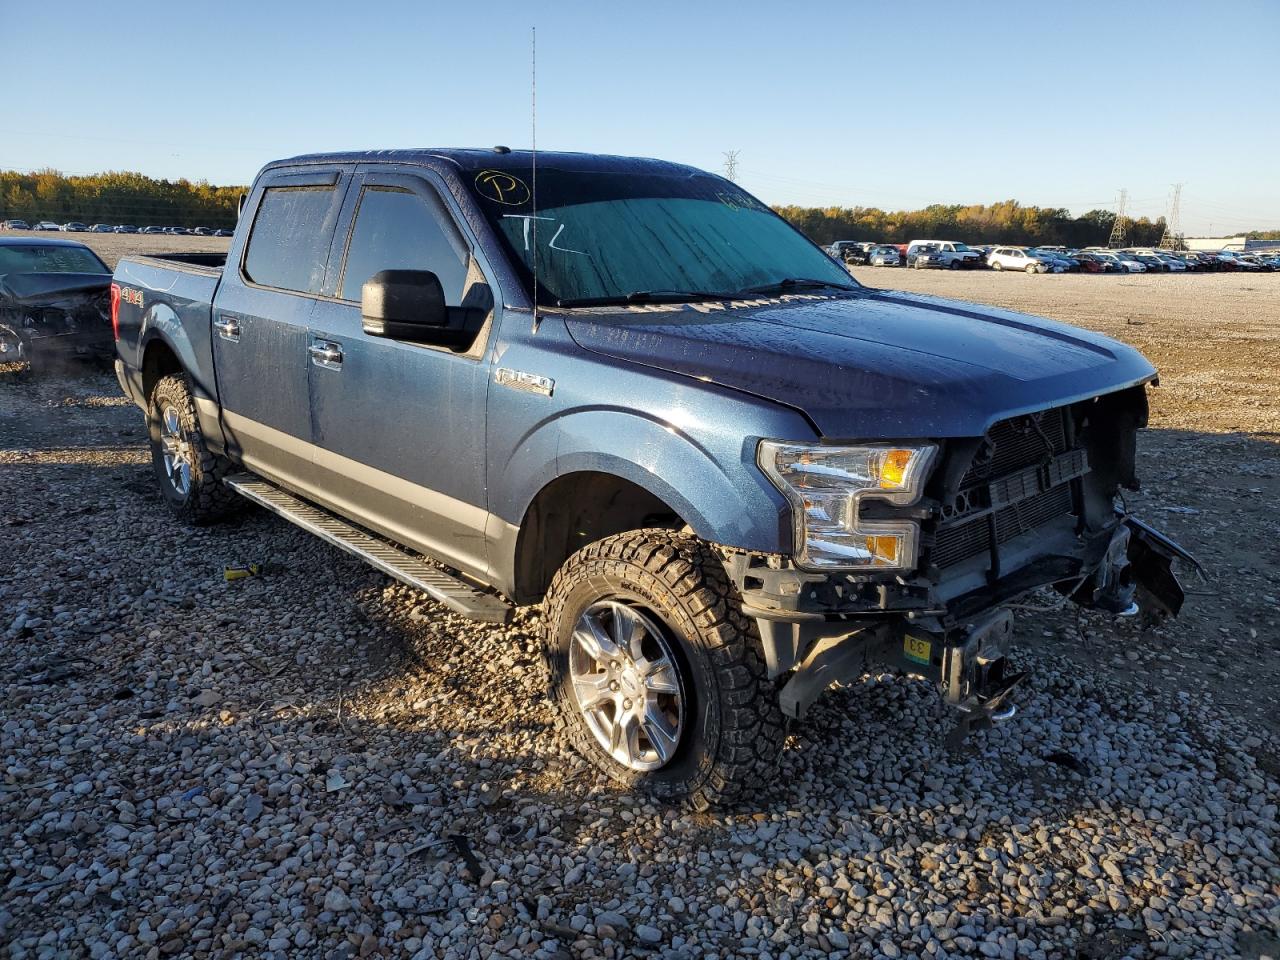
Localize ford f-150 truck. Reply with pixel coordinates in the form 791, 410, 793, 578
112, 148, 1197, 809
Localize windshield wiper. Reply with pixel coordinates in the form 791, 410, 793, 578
555, 289, 746, 308
739, 277, 859, 295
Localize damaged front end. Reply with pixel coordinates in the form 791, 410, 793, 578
728, 384, 1202, 740
0, 273, 114, 367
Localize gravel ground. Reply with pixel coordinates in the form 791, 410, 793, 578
2, 259, 1279, 959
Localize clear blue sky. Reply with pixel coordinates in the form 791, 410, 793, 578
4, 0, 1277, 233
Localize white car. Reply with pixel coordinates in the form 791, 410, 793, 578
1091, 251, 1146, 273
905, 240, 981, 269
987, 247, 1055, 273
867, 245, 901, 266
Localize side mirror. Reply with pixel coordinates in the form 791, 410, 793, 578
361, 269, 448, 339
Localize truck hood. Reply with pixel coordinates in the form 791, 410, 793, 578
561, 289, 1157, 438
0, 272, 111, 305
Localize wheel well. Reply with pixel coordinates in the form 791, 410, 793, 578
141, 339, 183, 403
513, 472, 686, 604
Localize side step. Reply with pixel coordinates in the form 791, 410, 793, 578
225, 474, 513, 624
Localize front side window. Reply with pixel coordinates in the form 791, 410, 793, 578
243, 185, 336, 294
339, 186, 468, 303
467, 165, 854, 306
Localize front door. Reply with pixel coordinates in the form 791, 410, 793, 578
304, 169, 495, 581
212, 167, 350, 495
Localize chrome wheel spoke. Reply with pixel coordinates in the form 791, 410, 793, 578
617, 711, 642, 767
572, 671, 614, 711
573, 616, 620, 663
641, 704, 680, 764
641, 659, 679, 695
609, 602, 646, 659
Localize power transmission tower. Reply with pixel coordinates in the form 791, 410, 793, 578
1107, 189, 1129, 248
722, 150, 741, 182
1158, 183, 1184, 250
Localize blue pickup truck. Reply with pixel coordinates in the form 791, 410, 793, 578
111, 148, 1196, 808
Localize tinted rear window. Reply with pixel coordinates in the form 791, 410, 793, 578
243, 185, 335, 294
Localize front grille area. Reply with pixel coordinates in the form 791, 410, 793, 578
961, 410, 1067, 486
929, 409, 1079, 572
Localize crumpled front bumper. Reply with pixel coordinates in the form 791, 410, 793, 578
724, 514, 1201, 720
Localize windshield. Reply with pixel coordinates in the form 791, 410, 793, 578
467, 165, 856, 306
0, 243, 109, 275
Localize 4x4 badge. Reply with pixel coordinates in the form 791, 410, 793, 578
495, 367, 554, 397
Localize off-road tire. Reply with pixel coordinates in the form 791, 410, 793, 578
147, 373, 239, 524
543, 530, 787, 810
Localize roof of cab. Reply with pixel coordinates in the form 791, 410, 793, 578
262, 148, 708, 178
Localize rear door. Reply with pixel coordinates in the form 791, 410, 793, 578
303, 166, 496, 580
211, 166, 350, 494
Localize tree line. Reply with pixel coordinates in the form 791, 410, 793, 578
6, 168, 1269, 246
1, 169, 242, 228
773, 201, 1169, 248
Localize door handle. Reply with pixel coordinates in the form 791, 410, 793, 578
213, 315, 240, 342
308, 340, 343, 369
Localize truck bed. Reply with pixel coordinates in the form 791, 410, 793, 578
112, 254, 224, 409
123, 251, 227, 275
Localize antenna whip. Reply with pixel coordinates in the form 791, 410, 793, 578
531, 25, 539, 328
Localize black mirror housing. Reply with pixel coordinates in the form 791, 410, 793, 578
361, 269, 448, 339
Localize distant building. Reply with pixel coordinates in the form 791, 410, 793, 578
1183, 235, 1280, 252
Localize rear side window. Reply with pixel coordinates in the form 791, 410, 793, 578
243, 185, 336, 294
339, 186, 468, 303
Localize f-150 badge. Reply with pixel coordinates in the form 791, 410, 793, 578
495, 367, 553, 397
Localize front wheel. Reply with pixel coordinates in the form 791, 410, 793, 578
1026, 263, 1039, 274
992, 261, 1003, 271
147, 373, 239, 524
542, 531, 786, 810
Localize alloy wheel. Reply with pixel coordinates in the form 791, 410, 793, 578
568, 600, 685, 771
158, 404, 193, 497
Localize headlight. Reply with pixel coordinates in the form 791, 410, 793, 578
758, 441, 937, 571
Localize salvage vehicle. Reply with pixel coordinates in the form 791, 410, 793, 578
111, 148, 1198, 808
2, 219, 31, 231
988, 247, 1055, 273
0, 237, 113, 369
905, 240, 982, 269
867, 245, 901, 266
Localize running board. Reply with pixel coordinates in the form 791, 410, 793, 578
225, 474, 513, 624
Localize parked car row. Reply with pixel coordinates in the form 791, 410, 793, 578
1, 220, 233, 237
827, 238, 1280, 274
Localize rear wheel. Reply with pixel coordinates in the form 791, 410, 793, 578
948, 259, 961, 270
543, 530, 786, 810
147, 373, 239, 524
